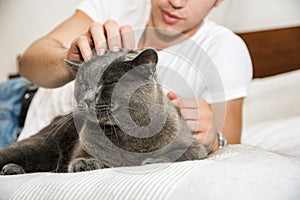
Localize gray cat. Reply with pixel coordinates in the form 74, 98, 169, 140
0, 48, 207, 175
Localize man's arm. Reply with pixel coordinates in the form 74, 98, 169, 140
19, 11, 93, 88
219, 98, 244, 144
208, 98, 244, 153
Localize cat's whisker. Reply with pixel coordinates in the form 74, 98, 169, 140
38, 114, 75, 149
111, 114, 122, 127
107, 112, 117, 133
103, 123, 106, 139
95, 107, 112, 111
96, 110, 112, 117
51, 116, 73, 132
111, 114, 132, 131
95, 104, 113, 109
95, 108, 111, 111
50, 115, 74, 135
96, 107, 110, 111
95, 103, 113, 107
95, 104, 111, 107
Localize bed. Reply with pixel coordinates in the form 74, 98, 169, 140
0, 27, 300, 200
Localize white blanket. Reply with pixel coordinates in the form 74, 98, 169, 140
0, 145, 299, 200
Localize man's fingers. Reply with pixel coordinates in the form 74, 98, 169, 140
104, 19, 122, 52
167, 91, 178, 100
76, 35, 93, 61
69, 20, 136, 62
186, 120, 204, 133
169, 97, 202, 108
180, 108, 200, 120
193, 132, 205, 144
175, 97, 209, 108
187, 119, 212, 133
120, 25, 135, 49
89, 22, 108, 55
180, 98, 201, 108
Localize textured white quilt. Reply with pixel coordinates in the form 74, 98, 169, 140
0, 145, 299, 200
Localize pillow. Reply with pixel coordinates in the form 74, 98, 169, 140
242, 69, 300, 153
243, 69, 300, 128
18, 81, 75, 141
242, 116, 300, 154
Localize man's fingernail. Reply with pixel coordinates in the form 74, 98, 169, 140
84, 54, 92, 61
113, 45, 120, 52
98, 47, 106, 55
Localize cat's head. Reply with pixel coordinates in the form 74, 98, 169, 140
65, 48, 158, 125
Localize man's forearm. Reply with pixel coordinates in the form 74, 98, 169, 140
19, 37, 75, 88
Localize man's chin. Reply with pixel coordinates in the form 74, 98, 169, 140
153, 26, 184, 41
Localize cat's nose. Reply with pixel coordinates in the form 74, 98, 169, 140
83, 92, 95, 106
84, 98, 93, 106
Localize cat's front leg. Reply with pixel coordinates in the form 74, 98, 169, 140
68, 158, 105, 173
1, 163, 25, 175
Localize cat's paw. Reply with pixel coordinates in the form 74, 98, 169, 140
141, 158, 169, 165
68, 158, 105, 173
0, 163, 25, 175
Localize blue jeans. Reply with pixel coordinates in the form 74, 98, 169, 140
0, 77, 30, 147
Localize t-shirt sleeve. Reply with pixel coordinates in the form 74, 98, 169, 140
202, 31, 253, 102
76, 0, 110, 22
76, 0, 150, 28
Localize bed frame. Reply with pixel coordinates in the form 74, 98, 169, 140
237, 26, 300, 78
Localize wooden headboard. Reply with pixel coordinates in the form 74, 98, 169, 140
237, 26, 300, 78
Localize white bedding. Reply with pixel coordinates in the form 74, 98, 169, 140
1, 69, 300, 199
0, 145, 299, 200
242, 69, 300, 154
243, 116, 300, 155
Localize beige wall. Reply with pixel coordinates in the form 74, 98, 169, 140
0, 0, 78, 82
1, 0, 300, 82
208, 0, 300, 32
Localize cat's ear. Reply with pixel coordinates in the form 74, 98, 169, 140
64, 59, 83, 72
132, 48, 158, 70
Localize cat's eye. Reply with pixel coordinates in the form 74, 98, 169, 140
103, 79, 116, 85
104, 81, 115, 85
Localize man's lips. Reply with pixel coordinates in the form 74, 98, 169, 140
161, 10, 181, 25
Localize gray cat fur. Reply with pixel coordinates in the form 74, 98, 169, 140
71, 48, 208, 167
0, 48, 207, 175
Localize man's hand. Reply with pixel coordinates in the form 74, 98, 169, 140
66, 20, 135, 62
167, 92, 219, 153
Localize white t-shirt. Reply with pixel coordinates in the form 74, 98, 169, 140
18, 0, 252, 140
77, 0, 252, 102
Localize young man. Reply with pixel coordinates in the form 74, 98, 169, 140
18, 0, 252, 153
